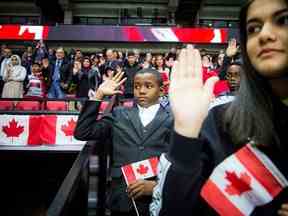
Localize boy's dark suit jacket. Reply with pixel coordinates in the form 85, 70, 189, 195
74, 100, 173, 212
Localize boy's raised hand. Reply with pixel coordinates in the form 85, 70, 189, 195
92, 71, 126, 100
169, 46, 218, 138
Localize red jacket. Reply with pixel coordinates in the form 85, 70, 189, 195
202, 67, 230, 97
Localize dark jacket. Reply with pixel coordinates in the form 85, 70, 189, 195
160, 103, 288, 216
44, 59, 71, 90
71, 68, 90, 98
123, 63, 141, 96
74, 101, 173, 212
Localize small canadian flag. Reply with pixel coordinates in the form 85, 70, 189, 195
201, 143, 288, 216
121, 157, 159, 185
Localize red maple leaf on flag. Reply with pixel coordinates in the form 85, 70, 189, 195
2, 118, 24, 144
61, 118, 77, 141
136, 164, 149, 175
225, 170, 252, 196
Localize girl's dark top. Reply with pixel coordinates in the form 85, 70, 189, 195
160, 100, 288, 216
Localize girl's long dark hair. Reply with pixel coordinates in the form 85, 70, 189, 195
224, 0, 282, 147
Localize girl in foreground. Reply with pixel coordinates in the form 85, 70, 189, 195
159, 0, 288, 215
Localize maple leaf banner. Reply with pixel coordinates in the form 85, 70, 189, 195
0, 115, 85, 146
1, 115, 28, 145
121, 157, 159, 185
200, 144, 288, 216
0, 115, 41, 145
56, 115, 85, 145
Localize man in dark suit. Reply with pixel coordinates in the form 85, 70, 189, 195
75, 68, 173, 216
46, 47, 70, 98
123, 51, 141, 99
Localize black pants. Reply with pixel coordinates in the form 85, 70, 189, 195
111, 211, 137, 216
111, 199, 151, 216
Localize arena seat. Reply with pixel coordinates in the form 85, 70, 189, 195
15, 101, 41, 111
0, 101, 14, 110
46, 101, 68, 111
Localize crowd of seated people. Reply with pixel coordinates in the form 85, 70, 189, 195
0, 39, 242, 108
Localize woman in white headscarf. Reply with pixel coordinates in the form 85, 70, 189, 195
2, 54, 27, 98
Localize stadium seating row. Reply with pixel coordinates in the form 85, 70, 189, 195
0, 101, 68, 111
0, 100, 135, 112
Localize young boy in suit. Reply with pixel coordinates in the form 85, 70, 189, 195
74, 68, 173, 216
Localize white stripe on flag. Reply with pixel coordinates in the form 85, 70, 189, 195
210, 155, 273, 215
211, 29, 222, 43
150, 28, 179, 42
0, 115, 29, 146
56, 115, 85, 145
248, 144, 288, 187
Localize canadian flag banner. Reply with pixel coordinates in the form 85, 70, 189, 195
0, 114, 85, 146
201, 143, 288, 216
55, 115, 85, 145
0, 115, 41, 145
121, 157, 159, 185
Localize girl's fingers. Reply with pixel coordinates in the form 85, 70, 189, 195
170, 60, 179, 89
170, 60, 179, 81
193, 49, 203, 80
203, 76, 219, 100
178, 48, 187, 79
187, 46, 194, 78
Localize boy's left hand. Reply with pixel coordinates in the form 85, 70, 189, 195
278, 204, 288, 216
127, 180, 156, 200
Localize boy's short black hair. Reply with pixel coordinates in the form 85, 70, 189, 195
134, 68, 163, 87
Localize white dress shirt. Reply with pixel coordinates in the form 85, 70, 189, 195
137, 103, 160, 127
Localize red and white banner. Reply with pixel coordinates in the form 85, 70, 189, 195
121, 157, 159, 185
0, 25, 49, 40
0, 115, 85, 146
201, 144, 288, 216
0, 24, 234, 43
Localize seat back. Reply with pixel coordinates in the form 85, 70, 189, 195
15, 101, 41, 111
0, 101, 14, 110
46, 101, 68, 111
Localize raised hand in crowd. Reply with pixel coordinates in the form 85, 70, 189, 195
91, 71, 126, 100
169, 45, 218, 137
73, 61, 82, 75
225, 38, 239, 58
127, 180, 157, 200
42, 58, 49, 69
